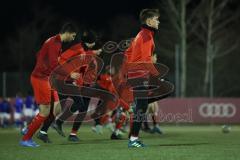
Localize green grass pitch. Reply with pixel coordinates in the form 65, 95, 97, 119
0, 125, 239, 160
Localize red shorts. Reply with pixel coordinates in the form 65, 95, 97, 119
31, 76, 59, 105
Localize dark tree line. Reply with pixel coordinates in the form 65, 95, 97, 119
0, 0, 239, 97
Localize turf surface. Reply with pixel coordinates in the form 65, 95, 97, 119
0, 125, 239, 160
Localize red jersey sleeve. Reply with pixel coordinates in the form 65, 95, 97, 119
139, 33, 153, 62
48, 42, 61, 71
59, 43, 84, 64
85, 50, 95, 55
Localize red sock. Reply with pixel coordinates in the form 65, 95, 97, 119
22, 114, 46, 141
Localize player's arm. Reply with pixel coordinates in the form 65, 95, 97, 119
85, 49, 102, 55
48, 43, 61, 71
139, 38, 159, 76
59, 50, 78, 65
140, 39, 152, 62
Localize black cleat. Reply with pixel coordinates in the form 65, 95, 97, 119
110, 133, 122, 140
52, 122, 66, 137
37, 132, 52, 143
68, 135, 80, 142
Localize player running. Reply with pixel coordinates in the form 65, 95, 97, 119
19, 23, 77, 147
37, 30, 101, 143
123, 9, 161, 148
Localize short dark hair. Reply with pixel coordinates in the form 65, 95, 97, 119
60, 22, 78, 34
139, 9, 160, 24
81, 30, 97, 43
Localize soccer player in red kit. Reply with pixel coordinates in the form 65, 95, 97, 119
19, 23, 77, 147
124, 9, 160, 148
96, 67, 131, 140
36, 30, 101, 143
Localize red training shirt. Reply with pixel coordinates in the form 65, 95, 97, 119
32, 34, 62, 80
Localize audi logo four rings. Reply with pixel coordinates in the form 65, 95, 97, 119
199, 103, 236, 118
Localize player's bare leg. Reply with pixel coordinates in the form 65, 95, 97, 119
53, 101, 62, 116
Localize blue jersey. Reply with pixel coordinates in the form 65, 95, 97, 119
0, 100, 11, 113
15, 97, 23, 113
0, 101, 2, 112
25, 96, 34, 109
